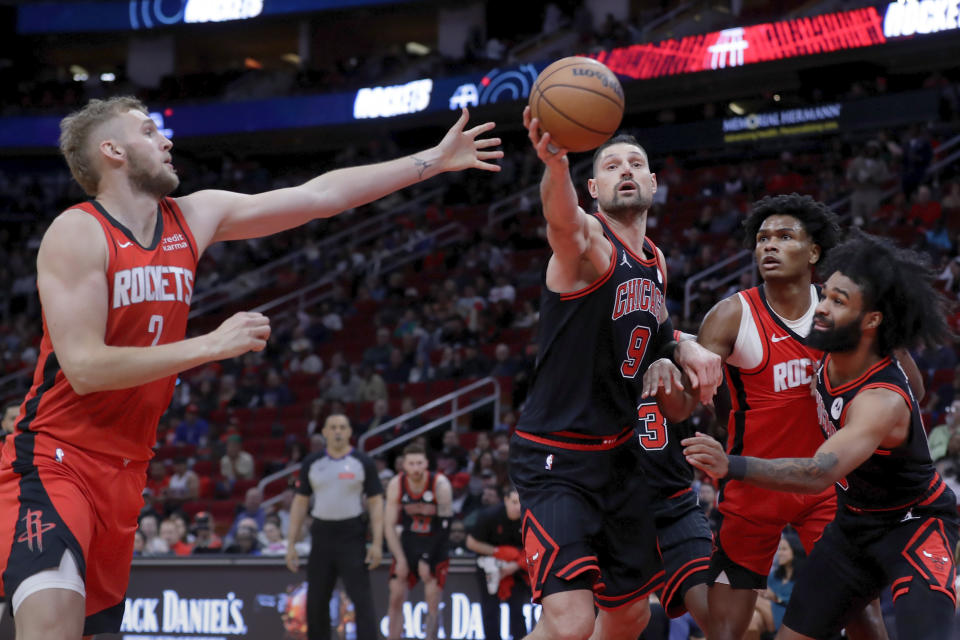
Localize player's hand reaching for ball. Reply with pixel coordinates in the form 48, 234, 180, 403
435, 107, 503, 173
207, 311, 271, 360
523, 106, 569, 169
682, 432, 729, 480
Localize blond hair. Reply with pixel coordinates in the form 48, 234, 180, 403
58, 96, 148, 196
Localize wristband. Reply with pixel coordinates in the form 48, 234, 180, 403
655, 340, 679, 363
727, 455, 747, 480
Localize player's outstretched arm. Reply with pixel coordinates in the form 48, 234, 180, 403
682, 388, 908, 494
177, 108, 502, 251
37, 212, 271, 395
522, 106, 610, 286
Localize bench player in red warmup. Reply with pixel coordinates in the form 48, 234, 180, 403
0, 96, 502, 640
684, 231, 958, 640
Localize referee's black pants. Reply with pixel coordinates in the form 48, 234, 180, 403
307, 517, 377, 640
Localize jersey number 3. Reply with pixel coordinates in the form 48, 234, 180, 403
637, 402, 668, 451
621, 326, 651, 378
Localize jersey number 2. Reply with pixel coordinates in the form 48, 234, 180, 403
621, 326, 651, 378
148, 314, 164, 346
637, 402, 668, 451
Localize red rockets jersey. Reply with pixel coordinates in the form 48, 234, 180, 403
724, 286, 825, 460
14, 198, 198, 462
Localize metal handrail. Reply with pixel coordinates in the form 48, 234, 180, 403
249, 222, 464, 319
259, 377, 501, 510
682, 250, 756, 320
357, 377, 500, 454
188, 187, 443, 318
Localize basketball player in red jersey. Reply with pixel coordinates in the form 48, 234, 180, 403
684, 231, 957, 640
0, 96, 502, 640
384, 443, 453, 640
655, 194, 896, 640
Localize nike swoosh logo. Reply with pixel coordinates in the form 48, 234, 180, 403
771, 335, 790, 342
118, 241, 133, 248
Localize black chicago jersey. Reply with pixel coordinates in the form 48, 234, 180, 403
782, 354, 959, 639
815, 354, 954, 522
517, 213, 667, 436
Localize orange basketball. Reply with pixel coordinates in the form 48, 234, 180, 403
529, 56, 625, 153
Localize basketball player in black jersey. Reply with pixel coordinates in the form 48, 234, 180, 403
683, 231, 958, 640
511, 107, 722, 640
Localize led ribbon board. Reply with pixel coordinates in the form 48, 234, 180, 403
589, 2, 959, 81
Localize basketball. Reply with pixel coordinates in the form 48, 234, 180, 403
529, 56, 625, 152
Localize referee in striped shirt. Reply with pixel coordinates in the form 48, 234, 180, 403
287, 414, 384, 640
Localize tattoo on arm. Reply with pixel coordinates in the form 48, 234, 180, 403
412, 156, 431, 179
744, 452, 839, 493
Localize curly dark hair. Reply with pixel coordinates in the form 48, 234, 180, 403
742, 193, 841, 264
819, 230, 953, 355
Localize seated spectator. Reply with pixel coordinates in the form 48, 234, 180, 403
220, 434, 255, 483
160, 517, 193, 556
325, 363, 364, 403
846, 140, 890, 223
262, 368, 294, 407
467, 431, 491, 471
450, 472, 474, 517
441, 430, 469, 472
375, 456, 395, 485
358, 364, 388, 403
907, 184, 942, 228
382, 348, 411, 384
191, 511, 223, 554
448, 519, 470, 556
133, 530, 146, 556
491, 440, 511, 486
698, 481, 721, 534
929, 401, 960, 462
259, 515, 287, 555
392, 396, 424, 438
364, 398, 395, 437
226, 487, 267, 544
461, 345, 490, 378
362, 327, 392, 369
224, 518, 262, 555
145, 460, 170, 502
488, 275, 516, 305
435, 347, 463, 379
166, 457, 200, 509
490, 344, 520, 377
408, 355, 435, 383
139, 513, 168, 556
750, 531, 806, 637
174, 403, 209, 446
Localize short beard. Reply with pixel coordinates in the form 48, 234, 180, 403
128, 150, 178, 198
807, 315, 863, 352
598, 191, 652, 218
